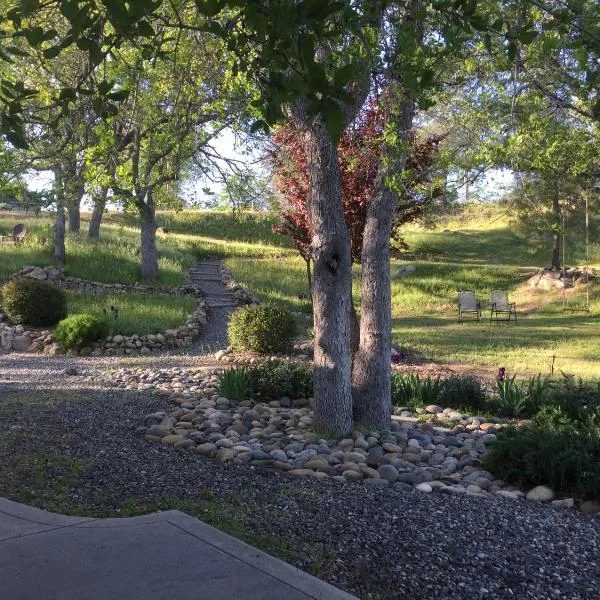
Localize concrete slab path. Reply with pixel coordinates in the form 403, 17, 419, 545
0, 497, 356, 600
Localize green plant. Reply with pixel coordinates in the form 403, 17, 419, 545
439, 375, 487, 412
493, 375, 529, 417
1, 277, 67, 326
228, 303, 296, 354
547, 374, 600, 423
217, 367, 253, 401
246, 359, 313, 400
525, 374, 554, 412
391, 372, 440, 409
484, 427, 600, 501
54, 314, 108, 349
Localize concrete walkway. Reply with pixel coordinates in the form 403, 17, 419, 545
0, 497, 356, 600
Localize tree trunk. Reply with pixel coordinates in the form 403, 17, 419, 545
352, 88, 416, 429
304, 257, 312, 295
551, 187, 561, 270
53, 171, 66, 264
88, 188, 108, 239
67, 203, 81, 233
139, 191, 159, 279
304, 122, 354, 437
351, 184, 395, 428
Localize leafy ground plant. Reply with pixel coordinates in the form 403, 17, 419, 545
217, 367, 253, 402
484, 427, 600, 501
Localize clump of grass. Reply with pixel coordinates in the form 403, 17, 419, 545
391, 372, 441, 409
65, 291, 196, 336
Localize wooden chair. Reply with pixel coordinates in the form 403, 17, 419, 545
457, 291, 481, 323
0, 224, 27, 245
490, 289, 517, 323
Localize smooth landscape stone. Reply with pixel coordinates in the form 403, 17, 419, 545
552, 498, 575, 508
377, 465, 399, 482
415, 482, 433, 493
526, 485, 555, 502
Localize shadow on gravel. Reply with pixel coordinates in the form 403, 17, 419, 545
1, 381, 600, 600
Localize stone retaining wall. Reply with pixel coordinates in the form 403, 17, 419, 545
0, 265, 207, 356
220, 265, 260, 305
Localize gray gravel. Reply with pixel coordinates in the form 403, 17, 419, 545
1, 354, 599, 600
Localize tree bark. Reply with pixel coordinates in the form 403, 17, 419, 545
139, 190, 159, 279
352, 89, 415, 428
304, 257, 312, 295
88, 188, 108, 238
54, 177, 66, 264
67, 203, 81, 233
304, 122, 354, 437
551, 184, 561, 270
351, 184, 395, 428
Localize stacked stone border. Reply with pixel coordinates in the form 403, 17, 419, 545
220, 264, 261, 305
0, 265, 208, 356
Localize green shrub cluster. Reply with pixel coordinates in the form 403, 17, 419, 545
218, 359, 313, 401
1, 278, 67, 326
228, 303, 296, 354
483, 427, 600, 501
438, 375, 487, 412
54, 314, 108, 349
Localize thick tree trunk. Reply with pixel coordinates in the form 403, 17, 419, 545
67, 203, 81, 233
352, 87, 416, 429
352, 185, 395, 428
551, 188, 561, 270
88, 188, 108, 239
305, 123, 354, 437
139, 191, 159, 279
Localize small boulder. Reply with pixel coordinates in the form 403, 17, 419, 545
526, 485, 555, 502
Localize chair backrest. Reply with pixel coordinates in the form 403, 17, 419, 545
458, 291, 477, 310
491, 289, 509, 310
12, 224, 26, 242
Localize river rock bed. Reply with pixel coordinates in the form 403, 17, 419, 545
90, 365, 597, 512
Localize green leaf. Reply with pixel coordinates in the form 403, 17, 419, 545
23, 27, 44, 46
333, 63, 356, 89
59, 87, 76, 100
6, 130, 28, 149
517, 29, 537, 44
320, 98, 344, 143
250, 119, 268, 134
298, 33, 315, 69
43, 45, 62, 59
107, 89, 130, 102
194, 0, 225, 17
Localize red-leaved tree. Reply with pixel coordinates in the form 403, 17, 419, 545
273, 104, 440, 291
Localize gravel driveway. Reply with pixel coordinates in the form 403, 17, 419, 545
1, 353, 599, 600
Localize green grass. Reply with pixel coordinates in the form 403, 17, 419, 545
65, 290, 197, 336
0, 213, 191, 285
3, 205, 599, 378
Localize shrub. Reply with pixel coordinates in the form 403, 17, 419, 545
2, 277, 67, 326
439, 375, 487, 412
54, 314, 108, 349
218, 367, 253, 401
484, 427, 600, 501
228, 303, 295, 354
391, 372, 441, 409
546, 374, 600, 423
493, 375, 529, 417
247, 359, 313, 400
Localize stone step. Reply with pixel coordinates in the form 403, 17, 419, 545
205, 301, 238, 308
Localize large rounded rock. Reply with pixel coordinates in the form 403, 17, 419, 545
526, 485, 555, 502
377, 464, 399, 482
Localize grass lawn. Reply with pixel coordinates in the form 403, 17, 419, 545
2, 205, 599, 378
65, 290, 197, 336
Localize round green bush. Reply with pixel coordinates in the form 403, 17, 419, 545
228, 304, 296, 354
2, 277, 67, 326
54, 313, 108, 349
439, 375, 487, 412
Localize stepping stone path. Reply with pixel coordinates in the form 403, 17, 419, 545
188, 260, 237, 351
